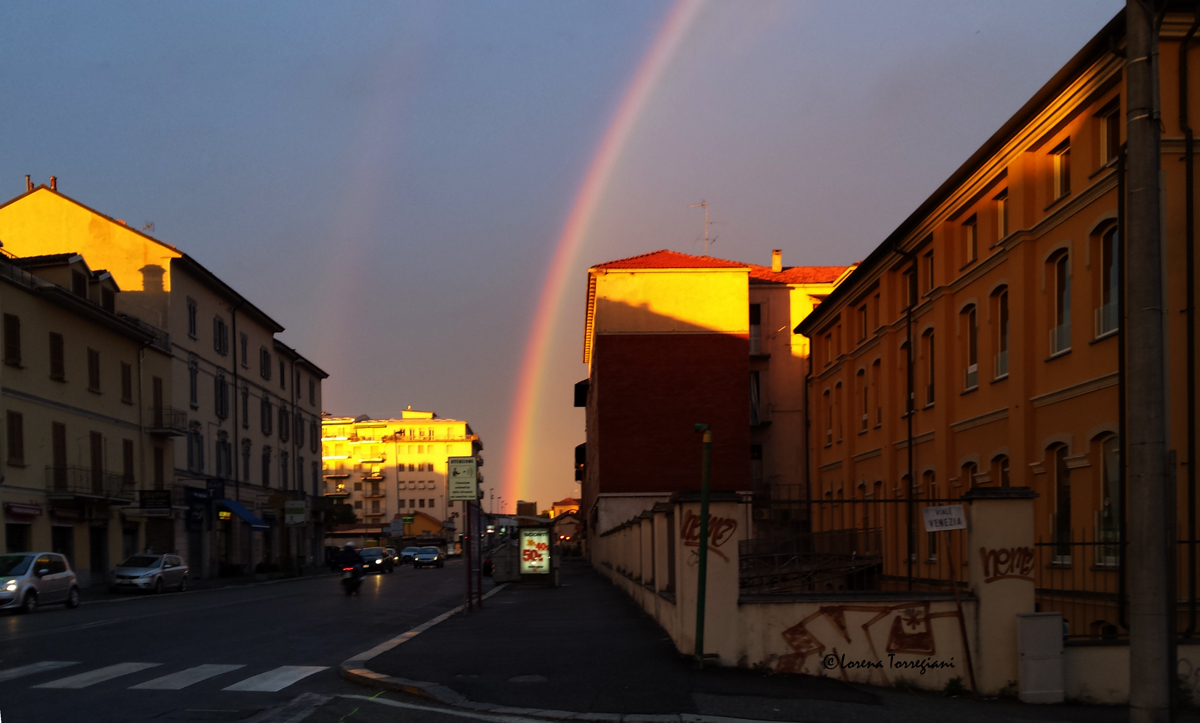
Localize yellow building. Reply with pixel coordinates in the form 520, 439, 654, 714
321, 409, 483, 541
795, 11, 1200, 639
0, 251, 173, 587
0, 183, 327, 579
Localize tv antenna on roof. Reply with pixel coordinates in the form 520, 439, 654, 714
689, 200, 714, 256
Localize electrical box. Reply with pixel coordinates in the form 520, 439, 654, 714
1017, 612, 1064, 703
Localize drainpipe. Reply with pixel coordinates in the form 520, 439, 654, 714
1179, 10, 1199, 637
898, 249, 917, 591
1119, 142, 1130, 632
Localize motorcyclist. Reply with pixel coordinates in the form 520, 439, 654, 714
339, 542, 364, 579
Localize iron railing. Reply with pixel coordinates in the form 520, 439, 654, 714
44, 466, 135, 502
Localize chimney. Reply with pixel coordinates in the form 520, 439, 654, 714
771, 249, 782, 273
24, 175, 32, 192
49, 176, 57, 191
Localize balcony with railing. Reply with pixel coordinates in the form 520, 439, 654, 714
323, 466, 351, 479
323, 481, 350, 497
146, 406, 187, 436
45, 466, 135, 502
1094, 302, 1118, 338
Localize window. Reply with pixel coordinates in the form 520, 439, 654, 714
834, 382, 843, 442
823, 333, 832, 367
262, 446, 272, 487
857, 304, 868, 342
1098, 99, 1120, 166
154, 446, 165, 489
6, 411, 24, 465
1096, 226, 1119, 336
963, 215, 978, 264
823, 390, 832, 445
902, 267, 916, 310
3, 314, 20, 367
419, 499, 425, 508
857, 370, 868, 432
120, 362, 133, 403
240, 333, 248, 368
279, 406, 290, 443
371, 500, 380, 513
261, 394, 273, 436
1098, 436, 1121, 563
961, 462, 977, 488
259, 348, 271, 380
310, 421, 319, 453
101, 286, 115, 313
51, 423, 67, 487
312, 461, 319, 497
87, 348, 101, 392
992, 454, 1010, 488
279, 360, 286, 389
749, 304, 762, 355
922, 330, 935, 406
962, 305, 978, 390
187, 422, 204, 473
995, 190, 1009, 242
296, 414, 305, 447
187, 298, 198, 338
188, 358, 199, 408
871, 359, 882, 426
428, 498, 434, 508
49, 332, 65, 380
994, 288, 1010, 378
281, 452, 289, 489
309, 379, 316, 406
923, 472, 937, 561
1051, 139, 1071, 200
241, 386, 250, 428
923, 251, 934, 293
122, 439, 134, 484
749, 372, 762, 426
214, 373, 229, 419
213, 317, 229, 356
354, 501, 363, 510
72, 271, 87, 298
242, 439, 252, 482
1052, 445, 1071, 562
1050, 252, 1071, 354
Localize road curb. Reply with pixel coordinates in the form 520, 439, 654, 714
338, 583, 783, 723
81, 570, 341, 606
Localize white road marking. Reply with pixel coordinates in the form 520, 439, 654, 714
338, 694, 551, 723
33, 662, 160, 689
222, 665, 327, 692
130, 663, 245, 690
0, 661, 78, 683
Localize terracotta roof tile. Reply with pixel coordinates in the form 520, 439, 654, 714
747, 264, 852, 285
592, 249, 749, 270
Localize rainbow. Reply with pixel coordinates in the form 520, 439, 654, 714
500, 0, 703, 507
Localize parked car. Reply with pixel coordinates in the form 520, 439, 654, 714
400, 546, 421, 565
412, 546, 444, 569
360, 547, 394, 574
109, 554, 188, 593
0, 552, 81, 613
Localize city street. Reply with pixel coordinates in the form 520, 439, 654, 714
0, 560, 492, 723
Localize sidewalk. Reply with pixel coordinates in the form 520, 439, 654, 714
353, 560, 1185, 723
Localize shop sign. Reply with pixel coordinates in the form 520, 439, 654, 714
447, 456, 478, 501
402, 515, 414, 524
4, 502, 44, 518
284, 500, 307, 525
519, 528, 551, 575
140, 490, 172, 510
50, 507, 82, 521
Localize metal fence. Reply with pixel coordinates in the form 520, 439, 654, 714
740, 496, 968, 595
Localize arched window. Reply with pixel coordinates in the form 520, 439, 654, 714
241, 439, 252, 481
1052, 445, 1072, 561
993, 287, 1009, 378
823, 390, 832, 445
991, 454, 1010, 487
962, 305, 978, 390
261, 446, 272, 487
1098, 436, 1121, 564
961, 461, 978, 488
1096, 225, 1119, 336
871, 359, 882, 426
187, 421, 203, 472
856, 369, 868, 433
1050, 252, 1071, 354
834, 382, 843, 442
922, 330, 935, 406
924, 471, 937, 561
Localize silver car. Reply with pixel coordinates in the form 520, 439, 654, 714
110, 554, 188, 593
412, 546, 444, 569
0, 552, 81, 613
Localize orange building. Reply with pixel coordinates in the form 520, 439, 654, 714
795, 10, 1200, 638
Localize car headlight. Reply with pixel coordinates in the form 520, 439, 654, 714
375, 558, 383, 564
3, 580, 16, 592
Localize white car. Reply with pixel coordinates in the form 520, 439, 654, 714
0, 552, 80, 613
110, 554, 188, 593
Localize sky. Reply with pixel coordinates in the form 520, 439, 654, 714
0, 0, 1124, 512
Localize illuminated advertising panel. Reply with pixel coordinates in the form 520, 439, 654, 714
519, 528, 551, 574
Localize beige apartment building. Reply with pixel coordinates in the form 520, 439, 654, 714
0, 182, 326, 579
0, 251, 173, 587
322, 410, 483, 540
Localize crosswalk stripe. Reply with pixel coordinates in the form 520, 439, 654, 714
221, 665, 327, 692
0, 661, 79, 683
33, 662, 160, 689
130, 664, 246, 690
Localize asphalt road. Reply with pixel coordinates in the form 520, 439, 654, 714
0, 559, 499, 723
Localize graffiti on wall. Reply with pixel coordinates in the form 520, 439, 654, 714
776, 603, 959, 683
979, 546, 1035, 584
680, 509, 738, 562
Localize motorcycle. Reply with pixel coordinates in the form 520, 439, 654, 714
341, 566, 362, 596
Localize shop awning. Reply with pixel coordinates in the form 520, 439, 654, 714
216, 500, 269, 531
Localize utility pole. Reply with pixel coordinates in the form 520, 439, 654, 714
689, 201, 712, 256
1126, 2, 1172, 721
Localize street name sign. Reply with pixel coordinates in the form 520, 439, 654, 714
922, 504, 966, 532
447, 456, 478, 501
388, 519, 405, 537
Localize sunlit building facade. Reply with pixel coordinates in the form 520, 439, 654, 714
321, 409, 483, 540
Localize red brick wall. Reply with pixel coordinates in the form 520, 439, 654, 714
590, 333, 749, 495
